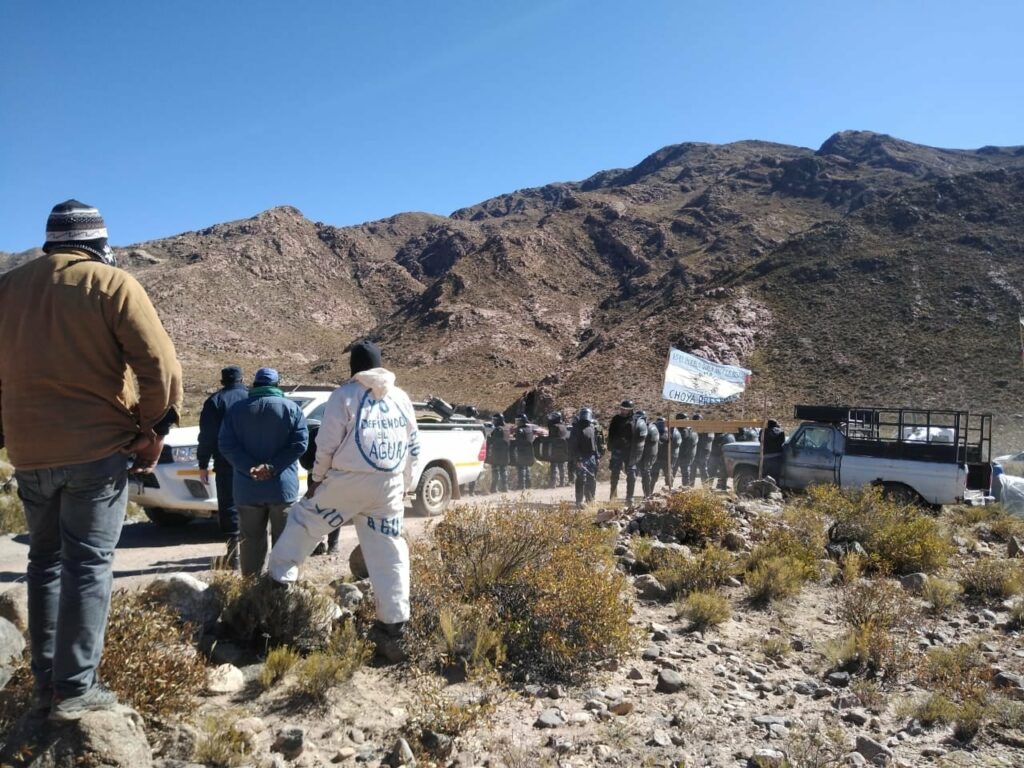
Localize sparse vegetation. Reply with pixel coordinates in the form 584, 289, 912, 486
100, 591, 207, 722
910, 641, 998, 742
961, 558, 1024, 601
409, 503, 636, 683
812, 485, 951, 574
825, 579, 916, 681
746, 555, 811, 605
677, 589, 731, 632
290, 623, 370, 704
436, 603, 506, 675
258, 646, 300, 690
921, 577, 963, 616
192, 709, 253, 767
654, 544, 739, 598
759, 634, 791, 661
660, 489, 735, 544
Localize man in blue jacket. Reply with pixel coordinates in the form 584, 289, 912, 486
218, 367, 308, 577
197, 365, 248, 569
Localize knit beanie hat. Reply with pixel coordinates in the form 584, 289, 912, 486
253, 367, 280, 386
221, 365, 244, 386
350, 339, 382, 376
43, 199, 116, 265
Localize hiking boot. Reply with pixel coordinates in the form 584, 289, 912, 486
50, 684, 118, 721
312, 540, 328, 556
326, 541, 341, 556
368, 621, 409, 665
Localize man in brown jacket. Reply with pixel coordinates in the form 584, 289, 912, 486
0, 200, 183, 721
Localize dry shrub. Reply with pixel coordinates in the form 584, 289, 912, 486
437, 603, 506, 674
661, 488, 735, 544
746, 556, 810, 606
0, 657, 32, 733
409, 503, 636, 683
759, 635, 791, 661
989, 515, 1024, 543
838, 551, 866, 585
677, 590, 731, 632
961, 558, 1024, 601
192, 709, 252, 767
290, 623, 370, 705
815, 485, 951, 574
912, 641, 996, 742
0, 491, 24, 536
213, 573, 338, 653
780, 723, 848, 768
1008, 601, 1024, 630
101, 591, 206, 722
403, 671, 501, 757
258, 646, 300, 690
922, 577, 962, 616
654, 544, 739, 597
825, 579, 916, 682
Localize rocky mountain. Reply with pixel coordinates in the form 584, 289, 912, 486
4, 131, 1024, 447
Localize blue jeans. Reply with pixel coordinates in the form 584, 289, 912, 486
16, 453, 128, 698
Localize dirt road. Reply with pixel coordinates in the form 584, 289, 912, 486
0, 481, 620, 594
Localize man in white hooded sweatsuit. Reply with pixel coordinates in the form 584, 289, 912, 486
269, 341, 419, 647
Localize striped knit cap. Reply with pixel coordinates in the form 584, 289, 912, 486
43, 199, 116, 265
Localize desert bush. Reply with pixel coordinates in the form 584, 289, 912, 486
759, 635, 791, 661
0, 491, 25, 535
921, 577, 962, 616
100, 591, 207, 722
677, 589, 731, 632
989, 515, 1024, 543
213, 573, 338, 653
654, 544, 739, 597
290, 622, 370, 704
910, 641, 997, 742
409, 504, 636, 683
950, 504, 1004, 528
817, 485, 951, 574
660, 488, 735, 544
0, 657, 32, 733
825, 579, 916, 681
1008, 601, 1024, 630
838, 551, 866, 585
192, 710, 252, 767
746, 555, 809, 605
752, 498, 829, 570
778, 723, 848, 768
436, 603, 506, 675
961, 558, 1024, 601
258, 646, 300, 690
403, 672, 501, 758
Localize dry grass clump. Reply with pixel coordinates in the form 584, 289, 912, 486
257, 646, 300, 691
660, 488, 735, 544
825, 579, 917, 682
759, 635, 792, 661
960, 557, 1024, 601
676, 589, 731, 632
290, 623, 370, 705
746, 556, 810, 606
100, 590, 207, 722
403, 673, 501, 759
743, 498, 827, 605
921, 577, 963, 616
815, 485, 951, 575
212, 573, 338, 653
0, 486, 24, 536
653, 544, 739, 598
409, 503, 636, 683
1008, 601, 1024, 630
909, 641, 1000, 742
192, 709, 253, 767
437, 603, 506, 675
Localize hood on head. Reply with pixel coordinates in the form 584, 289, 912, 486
353, 367, 395, 398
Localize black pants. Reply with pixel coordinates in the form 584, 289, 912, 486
549, 462, 566, 488
693, 450, 710, 483
489, 465, 508, 493
625, 463, 640, 503
516, 465, 532, 489
214, 458, 238, 537
575, 457, 598, 505
609, 450, 625, 496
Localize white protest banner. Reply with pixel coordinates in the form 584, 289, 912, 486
662, 347, 751, 406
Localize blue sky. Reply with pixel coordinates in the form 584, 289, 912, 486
1, 0, 1021, 251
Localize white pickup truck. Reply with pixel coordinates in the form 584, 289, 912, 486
722, 405, 993, 506
130, 388, 486, 525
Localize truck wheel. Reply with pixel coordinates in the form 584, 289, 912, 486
733, 466, 758, 497
415, 466, 453, 517
144, 507, 193, 527
879, 482, 923, 507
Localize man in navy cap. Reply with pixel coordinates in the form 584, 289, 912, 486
197, 365, 248, 568
218, 367, 307, 576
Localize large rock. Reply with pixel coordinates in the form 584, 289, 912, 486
633, 574, 668, 601
0, 616, 26, 690
0, 584, 29, 634
206, 663, 245, 694
145, 573, 220, 630
0, 704, 152, 767
333, 582, 364, 610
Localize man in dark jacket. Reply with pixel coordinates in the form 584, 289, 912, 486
571, 407, 602, 506
761, 419, 786, 481
197, 366, 248, 568
654, 417, 681, 490
625, 409, 648, 505
710, 431, 736, 490
607, 400, 634, 500
674, 413, 698, 486
640, 415, 659, 497
692, 413, 714, 487
486, 414, 511, 493
219, 367, 308, 577
546, 412, 570, 488
513, 415, 536, 490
